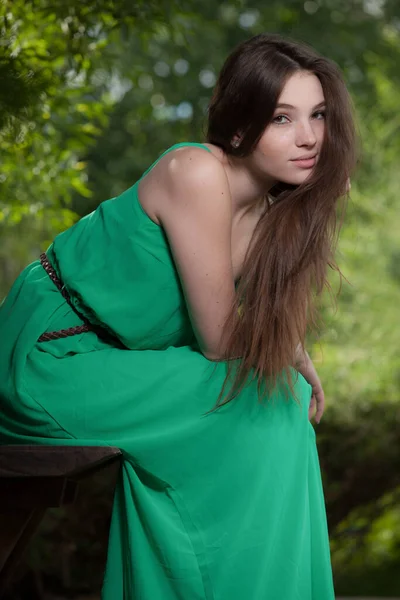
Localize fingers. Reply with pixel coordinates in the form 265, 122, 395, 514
308, 391, 325, 424
314, 390, 325, 424
308, 394, 316, 421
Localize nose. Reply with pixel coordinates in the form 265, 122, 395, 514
295, 120, 317, 148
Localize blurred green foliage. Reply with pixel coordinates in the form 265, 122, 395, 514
1, 0, 400, 596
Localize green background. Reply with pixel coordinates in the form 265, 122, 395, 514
1, 0, 400, 596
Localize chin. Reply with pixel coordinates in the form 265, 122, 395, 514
282, 171, 314, 186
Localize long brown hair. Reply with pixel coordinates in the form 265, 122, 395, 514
206, 33, 357, 406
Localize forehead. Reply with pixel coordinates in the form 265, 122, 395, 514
277, 71, 325, 106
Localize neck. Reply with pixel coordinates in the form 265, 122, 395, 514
223, 154, 276, 222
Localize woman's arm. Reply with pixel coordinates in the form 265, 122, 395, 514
154, 147, 235, 360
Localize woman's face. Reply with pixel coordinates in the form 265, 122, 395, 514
252, 71, 326, 186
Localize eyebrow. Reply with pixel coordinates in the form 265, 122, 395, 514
275, 101, 326, 110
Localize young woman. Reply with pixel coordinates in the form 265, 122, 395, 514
0, 33, 356, 599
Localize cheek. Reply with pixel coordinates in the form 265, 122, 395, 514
318, 122, 326, 142
257, 130, 293, 159
313, 120, 325, 143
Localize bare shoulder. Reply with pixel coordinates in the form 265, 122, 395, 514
162, 147, 231, 226
163, 145, 229, 193
138, 145, 230, 225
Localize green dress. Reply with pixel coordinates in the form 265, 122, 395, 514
0, 142, 335, 599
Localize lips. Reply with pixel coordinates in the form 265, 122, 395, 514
292, 154, 317, 161
291, 154, 317, 169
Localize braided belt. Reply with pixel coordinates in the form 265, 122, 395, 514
38, 252, 95, 342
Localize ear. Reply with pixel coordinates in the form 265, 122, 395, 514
231, 132, 243, 149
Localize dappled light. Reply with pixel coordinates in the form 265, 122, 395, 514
1, 0, 400, 597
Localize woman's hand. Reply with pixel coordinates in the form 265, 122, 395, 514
294, 347, 325, 424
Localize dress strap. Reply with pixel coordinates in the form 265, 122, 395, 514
139, 142, 212, 181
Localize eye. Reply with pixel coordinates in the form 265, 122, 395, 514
312, 110, 326, 120
272, 114, 290, 124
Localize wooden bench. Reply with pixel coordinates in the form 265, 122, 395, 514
0, 445, 122, 598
